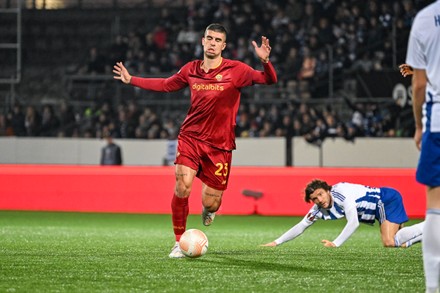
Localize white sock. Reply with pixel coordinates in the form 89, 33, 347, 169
394, 221, 424, 247
404, 233, 423, 248
423, 210, 440, 291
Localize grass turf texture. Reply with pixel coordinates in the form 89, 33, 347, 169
0, 211, 423, 292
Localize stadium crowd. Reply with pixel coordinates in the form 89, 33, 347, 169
0, 0, 424, 143
0, 97, 413, 145
78, 0, 417, 97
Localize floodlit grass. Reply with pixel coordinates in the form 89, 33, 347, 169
0, 211, 424, 292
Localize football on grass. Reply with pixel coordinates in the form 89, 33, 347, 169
179, 229, 208, 258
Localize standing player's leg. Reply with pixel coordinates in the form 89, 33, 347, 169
416, 131, 440, 292
423, 186, 440, 293
169, 164, 197, 258
201, 184, 223, 226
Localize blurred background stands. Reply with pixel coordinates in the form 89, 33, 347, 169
0, 0, 428, 142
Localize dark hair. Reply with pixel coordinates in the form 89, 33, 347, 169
205, 23, 228, 40
304, 179, 332, 203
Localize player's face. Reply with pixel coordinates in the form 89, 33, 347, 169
309, 188, 332, 209
202, 30, 226, 59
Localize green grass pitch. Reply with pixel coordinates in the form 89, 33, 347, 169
0, 211, 424, 292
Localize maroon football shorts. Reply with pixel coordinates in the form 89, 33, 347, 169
174, 135, 232, 191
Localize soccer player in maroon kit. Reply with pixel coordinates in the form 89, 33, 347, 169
113, 23, 277, 258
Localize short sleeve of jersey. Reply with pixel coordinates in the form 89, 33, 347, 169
406, 12, 427, 69
406, 1, 440, 99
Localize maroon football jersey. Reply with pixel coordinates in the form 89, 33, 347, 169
130, 58, 277, 150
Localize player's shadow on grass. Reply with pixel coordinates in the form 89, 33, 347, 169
195, 251, 317, 273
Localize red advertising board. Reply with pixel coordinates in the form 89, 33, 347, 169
0, 165, 425, 218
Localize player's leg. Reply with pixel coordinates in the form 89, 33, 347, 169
197, 146, 232, 226
394, 221, 424, 248
423, 186, 440, 293
201, 184, 223, 226
379, 188, 410, 247
169, 135, 202, 258
173, 164, 197, 239
169, 164, 197, 258
416, 131, 440, 292
379, 220, 401, 247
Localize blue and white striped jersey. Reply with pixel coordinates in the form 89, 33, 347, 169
306, 182, 383, 226
274, 182, 386, 247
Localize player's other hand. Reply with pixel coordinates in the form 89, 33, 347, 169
399, 64, 413, 77
251, 36, 271, 63
113, 62, 132, 84
260, 241, 277, 247
321, 239, 336, 247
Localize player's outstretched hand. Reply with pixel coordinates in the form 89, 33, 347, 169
260, 241, 277, 247
251, 36, 271, 63
399, 64, 413, 77
113, 62, 132, 84
321, 239, 336, 247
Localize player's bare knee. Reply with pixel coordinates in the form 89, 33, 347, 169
202, 197, 220, 212
202, 189, 222, 208
203, 203, 219, 213
382, 238, 396, 247
174, 182, 192, 198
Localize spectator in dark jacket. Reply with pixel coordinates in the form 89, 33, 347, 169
100, 130, 123, 165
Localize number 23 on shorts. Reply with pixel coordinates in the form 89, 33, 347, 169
215, 162, 228, 185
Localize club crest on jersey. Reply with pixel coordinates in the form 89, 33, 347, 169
215, 74, 223, 81
306, 212, 316, 221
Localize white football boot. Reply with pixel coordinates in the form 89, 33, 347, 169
202, 208, 215, 226
168, 242, 185, 258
